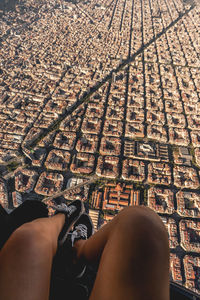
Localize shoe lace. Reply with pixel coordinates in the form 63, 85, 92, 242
51, 204, 76, 217
65, 205, 76, 217
71, 224, 88, 247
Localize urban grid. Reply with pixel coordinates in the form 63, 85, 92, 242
0, 0, 200, 295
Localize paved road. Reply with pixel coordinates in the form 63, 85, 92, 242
42, 175, 98, 203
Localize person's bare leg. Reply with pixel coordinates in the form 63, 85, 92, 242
74, 206, 170, 300
0, 214, 65, 300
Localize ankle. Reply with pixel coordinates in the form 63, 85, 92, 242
73, 239, 86, 261
53, 213, 65, 228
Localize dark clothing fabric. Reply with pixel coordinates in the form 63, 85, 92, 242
0, 200, 49, 249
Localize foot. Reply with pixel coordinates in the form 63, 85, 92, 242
51, 200, 85, 246
71, 213, 94, 247
66, 213, 94, 278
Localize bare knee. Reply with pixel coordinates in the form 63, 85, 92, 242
116, 206, 169, 253
2, 222, 55, 257
117, 206, 168, 233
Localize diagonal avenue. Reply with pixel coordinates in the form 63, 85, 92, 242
27, 4, 195, 151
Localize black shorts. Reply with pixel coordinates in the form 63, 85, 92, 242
0, 200, 48, 249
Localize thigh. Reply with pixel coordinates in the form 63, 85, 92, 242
88, 207, 170, 300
